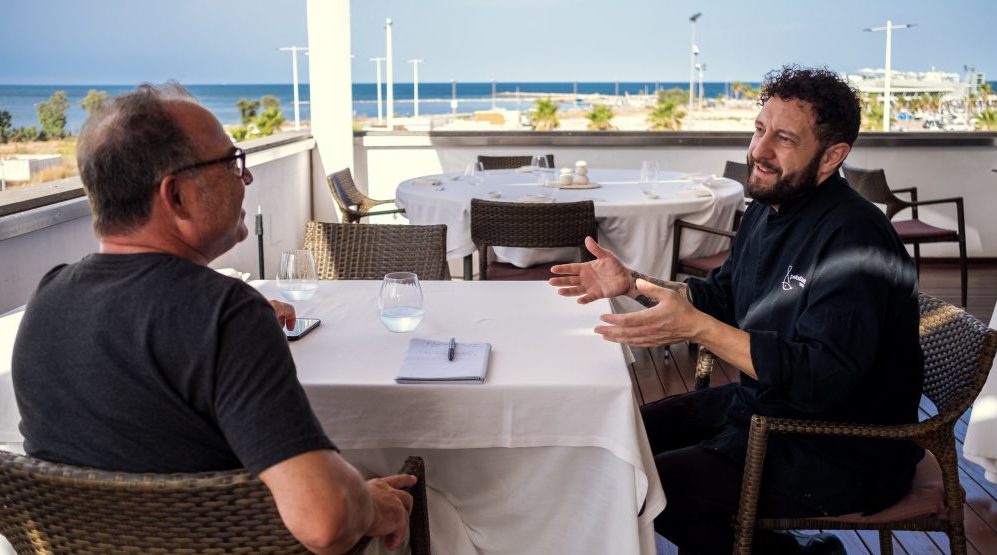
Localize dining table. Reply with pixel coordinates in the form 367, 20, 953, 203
0, 280, 665, 555
395, 168, 744, 280
963, 300, 997, 483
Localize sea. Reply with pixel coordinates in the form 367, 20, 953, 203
0, 82, 748, 133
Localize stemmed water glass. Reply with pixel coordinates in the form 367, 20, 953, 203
464, 161, 485, 186
530, 154, 550, 173
639, 160, 660, 198
276, 249, 318, 301
378, 272, 425, 332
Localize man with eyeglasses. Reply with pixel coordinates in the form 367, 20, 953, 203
12, 83, 414, 554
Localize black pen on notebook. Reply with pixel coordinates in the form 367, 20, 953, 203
447, 337, 456, 361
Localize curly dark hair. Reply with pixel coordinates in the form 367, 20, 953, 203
760, 65, 861, 147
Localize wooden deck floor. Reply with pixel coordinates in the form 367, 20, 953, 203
633, 260, 997, 554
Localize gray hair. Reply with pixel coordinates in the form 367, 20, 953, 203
76, 82, 199, 236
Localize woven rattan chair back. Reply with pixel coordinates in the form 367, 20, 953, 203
476, 154, 554, 170
0, 452, 430, 555
722, 160, 749, 188
918, 293, 994, 415
842, 165, 905, 219
327, 168, 405, 224
304, 221, 450, 280
470, 199, 597, 280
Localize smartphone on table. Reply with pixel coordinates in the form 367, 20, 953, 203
284, 318, 321, 341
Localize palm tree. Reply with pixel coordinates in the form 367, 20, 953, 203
585, 105, 616, 130
530, 98, 559, 131
860, 93, 895, 131
646, 98, 685, 130
976, 109, 997, 130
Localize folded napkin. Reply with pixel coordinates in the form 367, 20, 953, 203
215, 267, 251, 281
411, 178, 441, 187
676, 185, 714, 199
703, 176, 733, 189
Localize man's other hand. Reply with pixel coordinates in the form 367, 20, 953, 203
269, 300, 297, 331
549, 237, 631, 304
364, 474, 417, 550
595, 279, 705, 347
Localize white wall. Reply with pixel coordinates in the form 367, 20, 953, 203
0, 207, 96, 311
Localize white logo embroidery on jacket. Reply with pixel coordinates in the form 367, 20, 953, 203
781, 265, 808, 291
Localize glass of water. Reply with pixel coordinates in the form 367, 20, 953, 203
530, 154, 550, 172
378, 272, 424, 332
464, 161, 485, 186
276, 249, 318, 301
639, 159, 660, 198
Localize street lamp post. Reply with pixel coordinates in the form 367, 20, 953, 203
278, 46, 309, 130
688, 12, 702, 114
408, 59, 424, 118
697, 63, 706, 110
864, 20, 915, 132
370, 57, 385, 124
450, 80, 458, 115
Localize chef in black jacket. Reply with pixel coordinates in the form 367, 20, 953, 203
549, 65, 922, 555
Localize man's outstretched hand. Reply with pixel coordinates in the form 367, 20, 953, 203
548, 237, 632, 304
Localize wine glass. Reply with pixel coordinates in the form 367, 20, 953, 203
639, 160, 660, 198
276, 249, 318, 301
378, 272, 424, 332
530, 154, 550, 173
464, 161, 485, 186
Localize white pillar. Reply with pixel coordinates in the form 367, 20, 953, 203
306, 0, 354, 223
386, 18, 394, 128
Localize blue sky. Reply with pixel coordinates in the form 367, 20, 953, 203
1, 0, 994, 84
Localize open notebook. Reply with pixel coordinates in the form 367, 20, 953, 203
395, 338, 492, 384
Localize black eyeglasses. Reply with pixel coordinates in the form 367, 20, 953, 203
172, 148, 247, 179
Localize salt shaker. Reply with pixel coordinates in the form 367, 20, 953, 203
559, 168, 574, 186
574, 160, 588, 177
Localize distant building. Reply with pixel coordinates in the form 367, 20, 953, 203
0, 155, 62, 183
845, 68, 982, 100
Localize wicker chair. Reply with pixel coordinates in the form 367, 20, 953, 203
667, 161, 746, 281
669, 221, 736, 281
0, 453, 430, 555
723, 160, 749, 187
470, 199, 597, 280
692, 293, 997, 555
843, 165, 967, 307
476, 154, 554, 170
328, 168, 405, 224
304, 221, 450, 280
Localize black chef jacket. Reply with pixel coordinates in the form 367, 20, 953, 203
686, 173, 924, 515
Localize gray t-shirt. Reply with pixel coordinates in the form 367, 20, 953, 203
13, 252, 334, 474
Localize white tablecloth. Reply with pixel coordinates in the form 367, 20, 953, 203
964, 302, 997, 483
396, 169, 744, 279
0, 281, 665, 555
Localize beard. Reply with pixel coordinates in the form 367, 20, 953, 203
745, 149, 823, 206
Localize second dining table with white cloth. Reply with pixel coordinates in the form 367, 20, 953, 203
396, 168, 745, 279
0, 280, 666, 555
